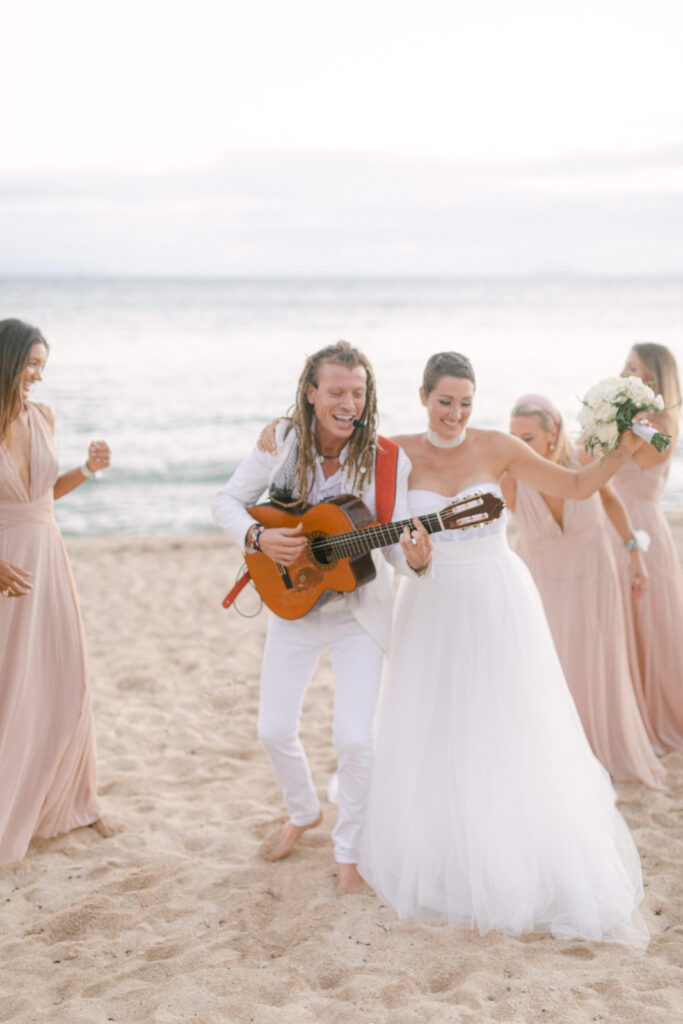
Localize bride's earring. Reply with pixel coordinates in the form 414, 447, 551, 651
549, 442, 556, 451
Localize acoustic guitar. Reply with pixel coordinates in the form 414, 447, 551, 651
228, 490, 504, 620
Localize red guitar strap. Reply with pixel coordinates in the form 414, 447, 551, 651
223, 568, 252, 609
375, 435, 399, 524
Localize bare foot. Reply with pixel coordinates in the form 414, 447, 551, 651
90, 816, 115, 838
259, 811, 323, 862
338, 863, 371, 895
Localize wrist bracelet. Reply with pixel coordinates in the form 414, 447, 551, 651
245, 523, 265, 551
624, 529, 650, 552
80, 462, 94, 479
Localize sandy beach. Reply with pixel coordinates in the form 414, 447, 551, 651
1, 514, 682, 1024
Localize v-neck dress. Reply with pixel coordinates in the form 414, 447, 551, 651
513, 479, 664, 788
0, 403, 100, 866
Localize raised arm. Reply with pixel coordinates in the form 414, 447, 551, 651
54, 441, 111, 499
500, 430, 641, 500
33, 405, 111, 500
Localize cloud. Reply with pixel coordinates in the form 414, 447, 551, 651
1, 147, 682, 275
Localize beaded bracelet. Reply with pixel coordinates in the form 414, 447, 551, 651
245, 523, 265, 551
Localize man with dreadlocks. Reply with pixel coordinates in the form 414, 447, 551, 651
212, 340, 431, 893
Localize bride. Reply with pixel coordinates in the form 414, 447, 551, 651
358, 351, 650, 947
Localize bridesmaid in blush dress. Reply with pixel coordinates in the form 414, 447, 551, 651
502, 395, 665, 789
610, 343, 683, 753
0, 319, 112, 866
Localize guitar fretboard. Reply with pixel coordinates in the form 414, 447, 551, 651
310, 507, 482, 559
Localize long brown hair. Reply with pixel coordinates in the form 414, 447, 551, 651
632, 342, 681, 444
0, 319, 49, 444
289, 340, 379, 500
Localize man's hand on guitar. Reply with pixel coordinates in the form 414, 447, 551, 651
400, 517, 433, 573
258, 523, 308, 566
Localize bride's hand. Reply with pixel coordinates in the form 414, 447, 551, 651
257, 419, 280, 454
400, 517, 432, 572
0, 558, 32, 598
617, 429, 645, 455
618, 413, 651, 455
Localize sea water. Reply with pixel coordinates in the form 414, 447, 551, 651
1, 276, 681, 536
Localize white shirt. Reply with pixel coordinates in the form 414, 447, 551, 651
211, 420, 429, 650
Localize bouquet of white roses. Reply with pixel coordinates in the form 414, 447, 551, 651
578, 376, 671, 455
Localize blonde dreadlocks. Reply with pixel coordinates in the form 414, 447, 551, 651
288, 340, 379, 502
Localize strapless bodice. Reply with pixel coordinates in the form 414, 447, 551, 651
409, 483, 507, 542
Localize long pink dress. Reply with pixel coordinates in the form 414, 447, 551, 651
0, 403, 100, 866
611, 458, 683, 754
513, 479, 665, 789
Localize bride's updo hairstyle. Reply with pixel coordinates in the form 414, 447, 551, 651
510, 396, 574, 467
632, 342, 681, 444
422, 352, 475, 396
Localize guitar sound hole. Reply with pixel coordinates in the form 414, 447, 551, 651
309, 532, 337, 568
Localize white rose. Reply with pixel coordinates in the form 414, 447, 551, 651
599, 378, 624, 404
582, 384, 602, 408
625, 378, 654, 406
593, 399, 616, 422
594, 421, 620, 448
653, 394, 665, 411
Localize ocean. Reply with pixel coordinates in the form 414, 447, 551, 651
1, 276, 681, 536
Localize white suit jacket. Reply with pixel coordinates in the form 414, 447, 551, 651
211, 421, 428, 652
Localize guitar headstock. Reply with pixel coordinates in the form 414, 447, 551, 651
441, 491, 506, 531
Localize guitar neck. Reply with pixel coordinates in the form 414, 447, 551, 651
316, 511, 446, 560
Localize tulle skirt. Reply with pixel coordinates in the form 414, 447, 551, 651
358, 533, 649, 947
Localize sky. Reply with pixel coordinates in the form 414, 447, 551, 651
2, 0, 683, 276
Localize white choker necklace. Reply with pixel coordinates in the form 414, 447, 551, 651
426, 427, 466, 449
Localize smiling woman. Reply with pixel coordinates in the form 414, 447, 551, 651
358, 349, 651, 945
0, 318, 113, 865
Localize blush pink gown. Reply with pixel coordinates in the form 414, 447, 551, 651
0, 403, 100, 866
513, 479, 665, 789
611, 458, 683, 754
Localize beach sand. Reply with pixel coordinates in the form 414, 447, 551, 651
1, 514, 682, 1024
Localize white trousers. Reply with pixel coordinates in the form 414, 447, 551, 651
258, 599, 384, 863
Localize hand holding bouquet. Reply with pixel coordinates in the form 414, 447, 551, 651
578, 376, 671, 455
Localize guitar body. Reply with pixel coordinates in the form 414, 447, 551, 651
245, 496, 378, 619
225, 489, 504, 620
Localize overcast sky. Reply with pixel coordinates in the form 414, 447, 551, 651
2, 0, 683, 275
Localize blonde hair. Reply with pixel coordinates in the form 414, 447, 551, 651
289, 340, 379, 500
511, 399, 574, 467
632, 342, 681, 444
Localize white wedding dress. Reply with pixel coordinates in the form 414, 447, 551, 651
358, 486, 649, 947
